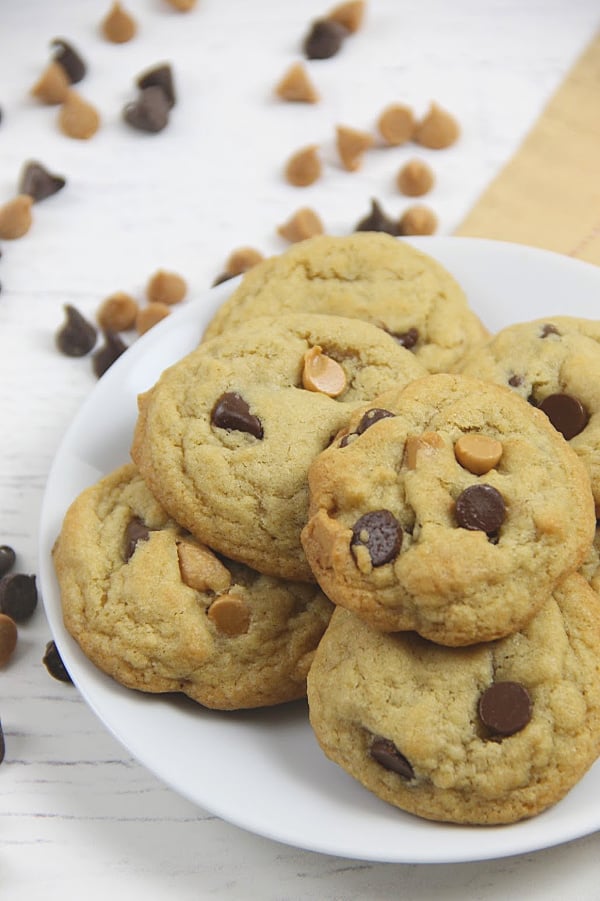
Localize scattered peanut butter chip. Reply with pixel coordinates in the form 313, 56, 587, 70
285, 145, 322, 187
275, 62, 319, 103
396, 158, 435, 197
302, 346, 347, 397
376, 103, 415, 146
398, 204, 437, 236
336, 124, 374, 171
0, 195, 33, 240
97, 292, 138, 331
165, 0, 197, 10
135, 302, 171, 334
224, 246, 264, 276
58, 90, 100, 139
413, 102, 460, 149
18, 160, 66, 202
454, 434, 503, 475
177, 541, 232, 593
405, 432, 444, 469
208, 594, 251, 636
0, 614, 17, 667
146, 269, 187, 305
30, 62, 70, 105
277, 207, 324, 243
327, 0, 366, 33
51, 39, 87, 84
102, 2, 137, 43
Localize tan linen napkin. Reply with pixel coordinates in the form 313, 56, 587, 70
455, 30, 600, 265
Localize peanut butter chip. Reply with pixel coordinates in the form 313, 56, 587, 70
275, 63, 319, 103
225, 246, 264, 276
302, 346, 347, 397
397, 159, 435, 196
102, 2, 137, 43
405, 432, 444, 469
336, 125, 374, 171
135, 302, 171, 335
58, 90, 100, 139
165, 0, 197, 9
177, 541, 232, 593
146, 269, 187, 304
31, 62, 70, 105
454, 434, 503, 475
0, 614, 18, 667
398, 204, 437, 236
376, 104, 415, 146
327, 0, 366, 33
285, 145, 322, 187
413, 102, 460, 149
208, 594, 251, 636
97, 292, 139, 331
0, 195, 33, 240
277, 207, 324, 243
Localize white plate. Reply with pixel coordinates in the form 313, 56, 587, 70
39, 237, 600, 863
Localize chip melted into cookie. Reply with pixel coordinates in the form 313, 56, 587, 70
211, 391, 264, 439
350, 510, 402, 567
369, 736, 414, 780
538, 393, 589, 441
478, 681, 532, 737
124, 516, 150, 561
454, 484, 505, 534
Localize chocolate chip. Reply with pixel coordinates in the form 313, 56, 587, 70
351, 510, 402, 567
356, 408, 395, 434
478, 681, 532, 737
0, 718, 5, 764
92, 330, 128, 378
0, 573, 38, 622
508, 374, 523, 388
137, 64, 176, 108
303, 19, 348, 59
42, 640, 72, 683
51, 38, 86, 84
370, 736, 414, 780
540, 323, 560, 338
211, 392, 264, 439
0, 546, 16, 578
455, 484, 505, 533
123, 86, 170, 133
339, 432, 357, 448
124, 517, 150, 561
56, 305, 97, 357
18, 160, 66, 203
211, 271, 236, 287
391, 327, 419, 349
354, 199, 398, 236
538, 393, 589, 440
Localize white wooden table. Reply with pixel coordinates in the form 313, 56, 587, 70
2, 2, 600, 897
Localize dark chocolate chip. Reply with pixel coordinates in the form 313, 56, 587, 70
0, 546, 16, 578
540, 323, 560, 338
354, 199, 398, 236
92, 330, 128, 378
124, 517, 150, 561
212, 271, 235, 287
455, 484, 505, 533
370, 736, 414, 779
508, 374, 523, 388
478, 681, 532, 737
137, 63, 176, 108
56, 305, 97, 357
303, 19, 348, 59
538, 393, 589, 440
123, 86, 170, 134
356, 408, 395, 435
18, 160, 66, 203
339, 432, 357, 448
42, 640, 73, 684
0, 718, 5, 764
0, 573, 38, 622
211, 392, 264, 439
351, 510, 402, 567
391, 327, 419, 350
51, 38, 86, 84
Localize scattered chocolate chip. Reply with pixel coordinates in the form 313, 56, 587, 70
478, 681, 532, 737
538, 393, 589, 441
390, 327, 419, 349
92, 330, 128, 377
0, 546, 16, 578
354, 199, 398, 235
51, 38, 86, 84
42, 640, 72, 683
540, 323, 560, 338
351, 510, 402, 567
18, 160, 66, 203
137, 64, 176, 108
0, 573, 38, 622
370, 736, 414, 780
455, 484, 505, 534
0, 718, 5, 764
356, 408, 395, 434
56, 305, 97, 357
303, 19, 348, 59
508, 374, 523, 388
211, 392, 264, 439
211, 271, 236, 287
124, 517, 150, 561
123, 85, 170, 133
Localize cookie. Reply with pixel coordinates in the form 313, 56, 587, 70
132, 313, 426, 581
202, 233, 489, 374
459, 316, 600, 510
301, 373, 595, 644
53, 464, 333, 709
307, 574, 600, 825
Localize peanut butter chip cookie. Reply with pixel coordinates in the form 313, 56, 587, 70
301, 373, 595, 645
308, 575, 600, 825
53, 465, 333, 709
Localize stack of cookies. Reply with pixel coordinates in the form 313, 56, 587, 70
53, 233, 600, 826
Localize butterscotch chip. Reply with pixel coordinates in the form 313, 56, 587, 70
284, 145, 322, 187
404, 431, 444, 469
376, 103, 415, 146
135, 302, 171, 334
398, 204, 437, 236
225, 247, 264, 276
146, 269, 187, 305
165, 0, 197, 8
102, 2, 137, 43
454, 434, 504, 475
414, 102, 460, 149
397, 159, 435, 197
275, 62, 319, 103
327, 0, 366, 33
336, 124, 374, 172
0, 195, 33, 240
31, 62, 70, 105
207, 594, 251, 637
177, 540, 232, 592
277, 207, 324, 243
302, 346, 347, 397
97, 292, 139, 331
58, 90, 100, 140
0, 614, 17, 667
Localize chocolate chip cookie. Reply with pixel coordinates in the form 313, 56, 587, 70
202, 233, 489, 374
53, 464, 333, 709
307, 573, 600, 824
301, 373, 595, 644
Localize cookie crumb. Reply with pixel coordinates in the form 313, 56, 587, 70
277, 207, 324, 243
102, 2, 137, 43
398, 204, 437, 235
327, 0, 366, 33
58, 90, 100, 139
135, 302, 171, 334
285, 145, 322, 187
30, 62, 70, 105
146, 269, 187, 305
413, 102, 460, 149
0, 195, 33, 240
396, 159, 435, 197
376, 103, 415, 146
275, 62, 319, 103
97, 292, 139, 331
336, 124, 374, 171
